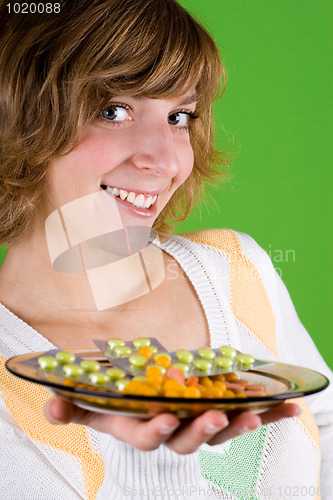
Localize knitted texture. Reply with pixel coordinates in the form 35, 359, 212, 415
0, 356, 105, 500
0, 228, 332, 499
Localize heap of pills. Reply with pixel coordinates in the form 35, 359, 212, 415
99, 337, 259, 378
34, 339, 268, 399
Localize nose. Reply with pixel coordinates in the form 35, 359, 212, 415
130, 122, 180, 178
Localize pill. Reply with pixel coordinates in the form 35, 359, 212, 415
219, 346, 237, 358
63, 364, 84, 378
236, 354, 255, 366
55, 351, 76, 364
172, 362, 190, 374
105, 368, 126, 381
132, 376, 147, 383
214, 356, 234, 369
148, 364, 166, 375
198, 348, 216, 360
225, 382, 245, 394
133, 338, 151, 349
129, 354, 148, 368
80, 360, 101, 373
114, 346, 132, 358
115, 379, 130, 391
176, 350, 194, 363
193, 359, 213, 371
246, 384, 266, 391
38, 356, 58, 370
88, 372, 110, 385
107, 338, 126, 349
153, 352, 172, 362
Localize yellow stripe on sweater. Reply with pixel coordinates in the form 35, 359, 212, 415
183, 229, 321, 454
183, 229, 278, 356
0, 356, 105, 500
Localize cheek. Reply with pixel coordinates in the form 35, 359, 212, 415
177, 143, 195, 183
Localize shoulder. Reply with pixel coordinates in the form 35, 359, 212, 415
177, 228, 271, 266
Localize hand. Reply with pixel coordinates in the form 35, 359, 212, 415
44, 397, 301, 455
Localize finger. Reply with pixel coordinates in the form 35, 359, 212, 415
205, 411, 261, 446
165, 410, 229, 454
259, 402, 302, 425
207, 403, 302, 446
44, 397, 181, 451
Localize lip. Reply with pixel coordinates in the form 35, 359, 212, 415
103, 188, 158, 218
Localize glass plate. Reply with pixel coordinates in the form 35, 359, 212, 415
5, 350, 329, 419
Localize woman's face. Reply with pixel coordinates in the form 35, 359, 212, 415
44, 93, 197, 228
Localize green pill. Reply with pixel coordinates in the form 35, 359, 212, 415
63, 364, 84, 378
114, 346, 132, 358
129, 354, 148, 368
132, 376, 147, 383
237, 354, 255, 366
55, 351, 76, 364
176, 350, 194, 363
115, 379, 130, 391
198, 348, 216, 360
153, 352, 172, 362
107, 338, 125, 349
147, 345, 158, 354
214, 356, 234, 369
38, 356, 58, 370
172, 362, 190, 374
193, 359, 213, 371
80, 360, 101, 373
88, 372, 110, 385
219, 346, 237, 359
105, 368, 126, 381
133, 338, 151, 349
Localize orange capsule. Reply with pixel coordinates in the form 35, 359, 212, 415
138, 347, 153, 360
225, 372, 238, 382
185, 376, 199, 387
213, 381, 227, 392
155, 356, 171, 369
163, 379, 185, 393
235, 393, 247, 399
223, 390, 236, 398
211, 374, 226, 382
204, 386, 224, 398
183, 386, 201, 399
164, 390, 184, 398
200, 376, 213, 388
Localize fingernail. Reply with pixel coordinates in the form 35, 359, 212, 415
294, 407, 303, 416
241, 424, 259, 434
159, 423, 179, 435
204, 421, 229, 435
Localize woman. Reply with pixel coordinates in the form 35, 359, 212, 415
0, 0, 332, 498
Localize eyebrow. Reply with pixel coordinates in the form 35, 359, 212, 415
130, 94, 197, 105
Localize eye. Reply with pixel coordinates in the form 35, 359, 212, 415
100, 104, 131, 122
168, 111, 198, 130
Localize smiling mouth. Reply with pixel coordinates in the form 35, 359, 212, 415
100, 185, 158, 209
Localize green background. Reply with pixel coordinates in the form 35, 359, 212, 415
176, 0, 333, 368
0, 0, 332, 369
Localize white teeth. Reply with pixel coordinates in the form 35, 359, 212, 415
104, 186, 158, 209
126, 191, 136, 203
119, 189, 128, 200
143, 196, 153, 209
133, 194, 145, 208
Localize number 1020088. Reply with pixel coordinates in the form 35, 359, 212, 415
6, 3, 61, 14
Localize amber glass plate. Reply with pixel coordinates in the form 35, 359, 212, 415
6, 350, 329, 419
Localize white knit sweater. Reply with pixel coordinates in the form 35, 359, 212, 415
0, 229, 332, 500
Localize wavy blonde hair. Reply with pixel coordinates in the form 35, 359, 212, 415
0, 0, 228, 244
